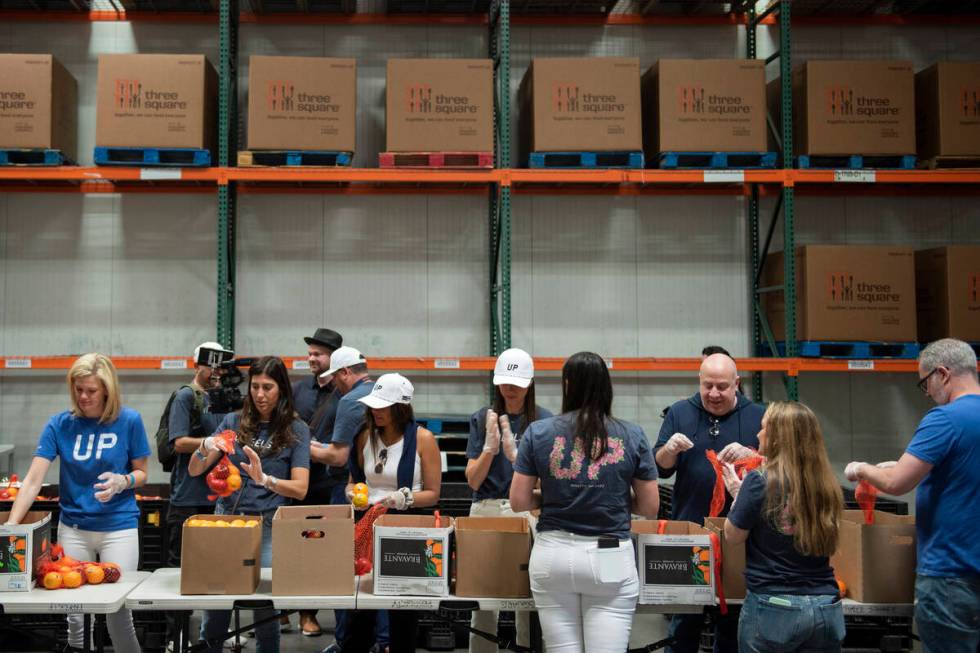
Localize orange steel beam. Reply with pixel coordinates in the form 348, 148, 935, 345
0, 166, 222, 183
790, 169, 980, 185
224, 167, 499, 184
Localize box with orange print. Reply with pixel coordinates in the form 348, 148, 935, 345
631, 520, 716, 605
0, 511, 53, 591
372, 514, 453, 596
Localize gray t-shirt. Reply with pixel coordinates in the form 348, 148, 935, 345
213, 412, 311, 515
514, 413, 658, 539
168, 385, 223, 507
466, 406, 554, 501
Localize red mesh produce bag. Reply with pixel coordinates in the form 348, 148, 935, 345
855, 480, 878, 525
353, 503, 388, 576
705, 450, 727, 518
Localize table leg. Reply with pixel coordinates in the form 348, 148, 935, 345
82, 613, 91, 653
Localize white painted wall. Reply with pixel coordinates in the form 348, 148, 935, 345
0, 17, 976, 517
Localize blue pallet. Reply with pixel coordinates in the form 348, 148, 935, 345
529, 151, 644, 169
0, 149, 71, 166
241, 150, 352, 167
796, 154, 916, 170
658, 151, 777, 169
763, 341, 921, 359
94, 146, 211, 167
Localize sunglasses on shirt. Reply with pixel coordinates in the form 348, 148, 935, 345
708, 417, 721, 438
375, 448, 388, 475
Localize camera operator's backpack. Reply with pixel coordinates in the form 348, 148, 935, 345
156, 385, 206, 472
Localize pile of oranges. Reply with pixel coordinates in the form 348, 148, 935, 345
186, 518, 259, 528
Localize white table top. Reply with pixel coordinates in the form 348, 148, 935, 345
124, 568, 356, 611
638, 597, 913, 617
0, 571, 151, 615
356, 574, 536, 612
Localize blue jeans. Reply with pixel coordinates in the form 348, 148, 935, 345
738, 590, 844, 652
915, 575, 980, 653
201, 509, 278, 653
667, 610, 738, 653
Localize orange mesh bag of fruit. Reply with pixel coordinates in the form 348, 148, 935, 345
353, 503, 388, 576
705, 449, 767, 517
35, 544, 122, 589
855, 480, 878, 525
206, 430, 242, 501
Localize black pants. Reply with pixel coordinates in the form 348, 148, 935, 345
165, 504, 215, 645
341, 610, 416, 653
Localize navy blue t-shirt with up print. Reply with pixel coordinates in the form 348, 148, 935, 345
514, 413, 657, 539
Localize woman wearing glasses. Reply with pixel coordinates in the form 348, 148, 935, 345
190, 356, 311, 653
723, 401, 845, 653
342, 373, 442, 653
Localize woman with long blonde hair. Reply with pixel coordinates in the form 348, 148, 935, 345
724, 401, 845, 652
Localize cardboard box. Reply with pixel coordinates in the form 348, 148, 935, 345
454, 517, 531, 598
916, 62, 980, 160
632, 520, 715, 605
385, 59, 493, 153
772, 60, 915, 156
0, 512, 53, 592
518, 57, 643, 159
96, 54, 217, 150
271, 505, 353, 596
703, 516, 745, 600
180, 514, 261, 595
830, 510, 915, 604
641, 59, 766, 155
915, 245, 980, 343
247, 56, 356, 152
763, 245, 917, 342
0, 54, 77, 159
373, 514, 453, 597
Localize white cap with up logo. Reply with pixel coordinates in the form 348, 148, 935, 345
358, 373, 415, 409
493, 348, 534, 388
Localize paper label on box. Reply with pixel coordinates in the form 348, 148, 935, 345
637, 536, 714, 605
374, 535, 449, 596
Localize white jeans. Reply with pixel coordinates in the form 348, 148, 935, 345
468, 499, 533, 653
530, 530, 638, 653
58, 526, 141, 653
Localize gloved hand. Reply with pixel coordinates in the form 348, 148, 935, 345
876, 461, 897, 469
202, 436, 220, 453
721, 462, 742, 500
241, 446, 266, 484
663, 433, 694, 456
381, 489, 411, 511
483, 410, 501, 455
500, 415, 518, 464
94, 472, 129, 503
718, 442, 755, 464
844, 461, 866, 482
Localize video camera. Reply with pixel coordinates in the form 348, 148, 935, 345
195, 345, 254, 415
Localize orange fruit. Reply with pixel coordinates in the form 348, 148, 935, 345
58, 565, 75, 574
226, 474, 242, 491
230, 519, 247, 528
43, 571, 63, 590
837, 578, 847, 598
7, 487, 18, 498
85, 565, 105, 585
62, 570, 83, 589
353, 483, 369, 495
352, 492, 369, 509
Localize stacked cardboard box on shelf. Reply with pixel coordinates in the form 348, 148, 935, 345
915, 61, 980, 163
0, 54, 77, 160
915, 245, 980, 343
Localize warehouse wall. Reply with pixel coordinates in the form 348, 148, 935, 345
0, 19, 978, 512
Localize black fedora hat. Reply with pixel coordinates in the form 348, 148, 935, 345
304, 328, 343, 350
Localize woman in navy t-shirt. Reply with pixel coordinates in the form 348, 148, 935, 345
190, 356, 310, 653
510, 351, 660, 653
5, 353, 150, 653
724, 401, 845, 652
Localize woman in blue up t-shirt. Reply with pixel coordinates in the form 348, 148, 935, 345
724, 401, 845, 653
510, 351, 660, 653
189, 356, 310, 653
5, 353, 150, 653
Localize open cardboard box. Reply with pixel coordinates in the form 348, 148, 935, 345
180, 514, 261, 595
373, 513, 453, 597
632, 520, 715, 605
272, 505, 353, 596
831, 510, 915, 604
703, 516, 745, 600
454, 516, 531, 598
0, 511, 53, 592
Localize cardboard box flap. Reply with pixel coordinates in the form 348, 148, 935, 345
632, 520, 706, 536
455, 516, 529, 534
273, 504, 353, 521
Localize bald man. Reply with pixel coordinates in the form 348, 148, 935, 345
655, 353, 765, 653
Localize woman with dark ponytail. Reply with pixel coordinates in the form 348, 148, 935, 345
510, 352, 660, 652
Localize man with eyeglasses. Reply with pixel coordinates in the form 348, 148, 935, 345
845, 338, 980, 653
654, 353, 765, 653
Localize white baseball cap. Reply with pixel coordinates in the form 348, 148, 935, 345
194, 341, 232, 366
320, 346, 367, 378
493, 348, 534, 388
358, 373, 414, 409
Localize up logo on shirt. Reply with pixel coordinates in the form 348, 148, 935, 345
72, 433, 118, 461
548, 436, 626, 481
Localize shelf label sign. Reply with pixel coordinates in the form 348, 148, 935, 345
292, 360, 311, 370
140, 168, 183, 181
703, 171, 745, 183
4, 358, 32, 369
847, 360, 875, 371
434, 358, 460, 369
834, 170, 875, 183
160, 359, 187, 370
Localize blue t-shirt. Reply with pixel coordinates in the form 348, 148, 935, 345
35, 407, 151, 532
329, 377, 373, 452
905, 394, 980, 577
727, 470, 838, 595
514, 413, 658, 539
292, 378, 341, 487
169, 385, 224, 507
212, 413, 311, 516
466, 405, 553, 501
655, 394, 763, 522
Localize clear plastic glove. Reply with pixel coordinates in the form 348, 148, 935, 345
202, 436, 220, 453
500, 414, 518, 464
483, 409, 501, 455
721, 462, 742, 500
381, 489, 409, 510
240, 446, 266, 484
94, 472, 129, 503
718, 442, 755, 464
663, 433, 694, 456
876, 461, 898, 469
844, 461, 866, 482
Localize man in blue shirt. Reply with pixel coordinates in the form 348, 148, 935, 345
846, 338, 980, 653
654, 353, 765, 653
